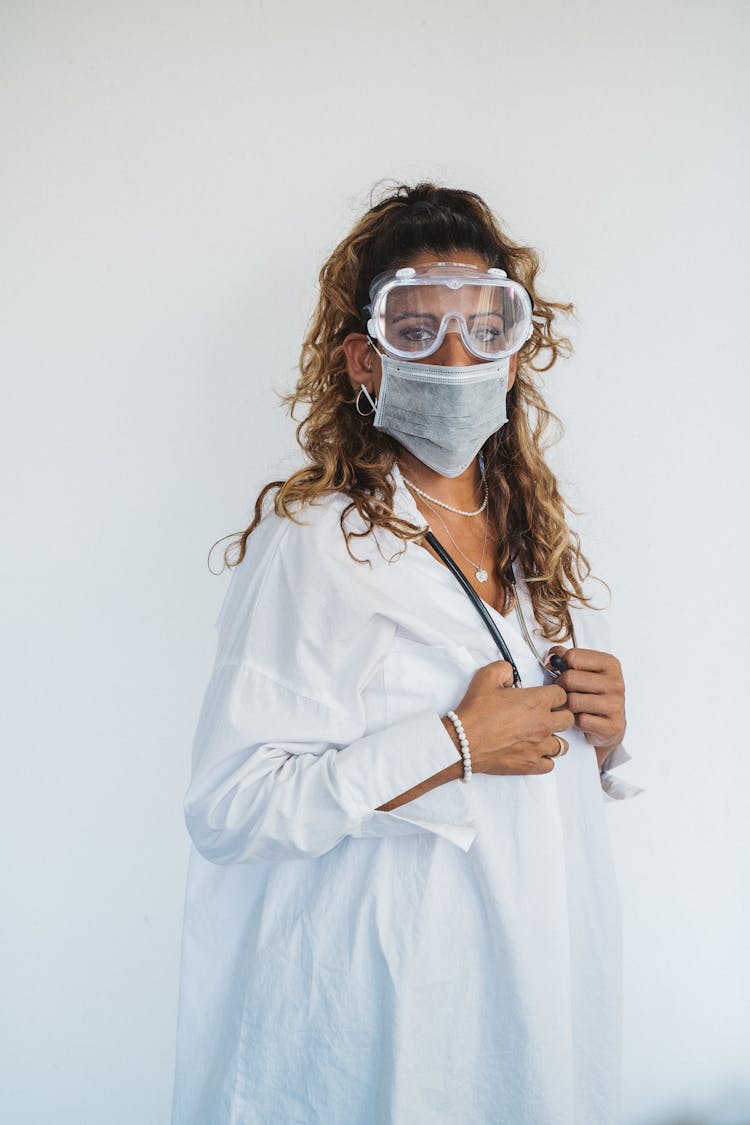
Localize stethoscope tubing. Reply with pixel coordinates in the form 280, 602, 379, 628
424, 530, 523, 685
423, 529, 573, 687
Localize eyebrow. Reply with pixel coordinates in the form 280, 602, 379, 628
391, 311, 505, 322
391, 312, 439, 322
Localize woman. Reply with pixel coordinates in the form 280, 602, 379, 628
171, 183, 644, 1125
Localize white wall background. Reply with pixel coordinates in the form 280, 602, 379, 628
2, 2, 748, 1122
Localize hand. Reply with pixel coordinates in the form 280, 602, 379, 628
447, 660, 575, 776
545, 646, 626, 751
481, 737, 571, 776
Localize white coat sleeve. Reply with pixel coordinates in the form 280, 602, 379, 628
184, 662, 468, 863
184, 508, 474, 865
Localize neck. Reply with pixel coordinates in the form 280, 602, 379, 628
397, 449, 484, 508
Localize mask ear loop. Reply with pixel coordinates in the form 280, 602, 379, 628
355, 338, 379, 415
355, 386, 377, 416
366, 334, 384, 361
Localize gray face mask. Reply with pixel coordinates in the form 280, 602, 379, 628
361, 349, 510, 478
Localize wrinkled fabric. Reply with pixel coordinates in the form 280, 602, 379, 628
171, 468, 644, 1125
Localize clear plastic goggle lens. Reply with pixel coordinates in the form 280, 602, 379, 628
366, 268, 533, 361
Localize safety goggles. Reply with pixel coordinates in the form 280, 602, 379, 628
363, 262, 534, 361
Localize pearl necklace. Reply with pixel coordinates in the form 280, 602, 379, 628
401, 475, 489, 517
418, 495, 491, 583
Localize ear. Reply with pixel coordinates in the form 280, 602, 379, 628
507, 353, 518, 391
342, 333, 375, 390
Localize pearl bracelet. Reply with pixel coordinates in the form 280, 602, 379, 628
446, 710, 472, 784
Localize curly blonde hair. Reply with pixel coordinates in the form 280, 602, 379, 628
219, 182, 607, 642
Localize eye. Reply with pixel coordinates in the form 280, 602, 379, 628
473, 325, 503, 344
400, 325, 435, 343
390, 317, 438, 347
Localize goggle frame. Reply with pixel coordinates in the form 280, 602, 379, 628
363, 264, 534, 362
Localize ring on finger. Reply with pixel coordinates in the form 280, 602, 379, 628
552, 734, 568, 757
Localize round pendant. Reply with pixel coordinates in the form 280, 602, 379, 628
476, 569, 488, 583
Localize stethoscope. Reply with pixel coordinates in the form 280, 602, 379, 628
424, 530, 573, 688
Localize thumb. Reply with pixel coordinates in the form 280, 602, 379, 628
488, 659, 515, 688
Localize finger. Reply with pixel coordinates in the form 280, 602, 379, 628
556, 669, 611, 695
541, 735, 569, 759
552, 647, 621, 674
539, 683, 569, 709
535, 756, 555, 774
566, 691, 621, 717
574, 713, 613, 737
496, 661, 515, 688
522, 684, 569, 709
486, 659, 515, 688
549, 708, 575, 732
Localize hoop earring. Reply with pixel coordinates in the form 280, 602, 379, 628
355, 386, 377, 417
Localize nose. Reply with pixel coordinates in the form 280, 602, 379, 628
429, 324, 478, 367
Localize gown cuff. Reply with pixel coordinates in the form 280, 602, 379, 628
598, 742, 647, 802
338, 710, 478, 852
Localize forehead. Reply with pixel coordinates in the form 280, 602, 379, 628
386, 285, 503, 316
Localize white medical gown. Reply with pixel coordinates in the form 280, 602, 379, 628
171, 467, 644, 1125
